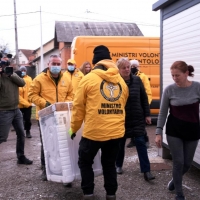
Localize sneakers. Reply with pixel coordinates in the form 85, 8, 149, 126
83, 194, 94, 200
116, 167, 123, 174
126, 139, 135, 148
175, 194, 185, 200
168, 179, 175, 191
106, 195, 116, 200
144, 172, 155, 181
17, 156, 33, 165
26, 130, 32, 138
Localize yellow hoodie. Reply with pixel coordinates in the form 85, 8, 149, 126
136, 71, 152, 104
28, 69, 73, 120
18, 75, 33, 108
70, 60, 129, 141
63, 68, 84, 98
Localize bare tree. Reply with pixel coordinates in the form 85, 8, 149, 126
0, 39, 11, 55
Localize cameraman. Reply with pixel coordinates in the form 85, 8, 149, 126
0, 55, 33, 165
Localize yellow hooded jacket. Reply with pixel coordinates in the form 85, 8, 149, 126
63, 68, 84, 98
18, 75, 33, 108
70, 60, 129, 141
136, 71, 152, 104
28, 69, 73, 120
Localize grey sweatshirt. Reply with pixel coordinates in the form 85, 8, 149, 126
156, 81, 200, 135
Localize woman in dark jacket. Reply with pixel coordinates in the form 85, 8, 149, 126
116, 57, 155, 181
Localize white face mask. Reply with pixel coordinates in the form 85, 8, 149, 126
21, 71, 26, 77
50, 66, 61, 74
67, 65, 75, 71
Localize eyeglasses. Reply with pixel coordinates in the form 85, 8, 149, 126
51, 62, 61, 66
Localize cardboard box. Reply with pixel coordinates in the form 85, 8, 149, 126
38, 102, 73, 118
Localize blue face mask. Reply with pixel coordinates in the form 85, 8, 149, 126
67, 65, 75, 72
21, 71, 26, 77
50, 66, 61, 74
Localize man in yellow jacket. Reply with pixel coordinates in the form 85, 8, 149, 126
28, 54, 73, 181
64, 59, 84, 98
18, 66, 33, 138
126, 59, 152, 148
69, 45, 128, 200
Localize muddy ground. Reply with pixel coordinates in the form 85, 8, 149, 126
0, 120, 200, 200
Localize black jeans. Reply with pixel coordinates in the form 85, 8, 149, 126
0, 109, 25, 159
78, 137, 120, 195
20, 106, 32, 131
37, 121, 45, 166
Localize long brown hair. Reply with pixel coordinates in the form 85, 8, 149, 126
79, 61, 92, 75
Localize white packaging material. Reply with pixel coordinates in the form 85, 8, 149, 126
72, 123, 102, 180
39, 102, 102, 184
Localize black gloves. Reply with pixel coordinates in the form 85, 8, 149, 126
45, 101, 51, 107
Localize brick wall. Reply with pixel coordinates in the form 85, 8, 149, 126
59, 42, 71, 70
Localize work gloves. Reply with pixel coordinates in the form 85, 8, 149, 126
68, 128, 76, 140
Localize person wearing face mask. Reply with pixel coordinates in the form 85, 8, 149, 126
28, 55, 74, 181
126, 59, 152, 149
115, 57, 155, 182
64, 59, 84, 98
18, 66, 33, 138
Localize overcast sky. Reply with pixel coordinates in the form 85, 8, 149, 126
0, 0, 160, 53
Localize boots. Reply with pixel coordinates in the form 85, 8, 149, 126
26, 130, 32, 138
126, 138, 135, 148
144, 172, 155, 181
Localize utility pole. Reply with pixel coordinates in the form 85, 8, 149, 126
40, 6, 44, 72
14, 0, 19, 69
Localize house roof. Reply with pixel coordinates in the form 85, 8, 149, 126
31, 48, 58, 63
33, 39, 54, 52
54, 21, 143, 43
152, 0, 177, 11
20, 49, 34, 58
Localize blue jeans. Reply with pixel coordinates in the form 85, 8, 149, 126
0, 109, 25, 158
116, 135, 150, 173
78, 137, 120, 195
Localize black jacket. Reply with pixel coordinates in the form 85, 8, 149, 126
125, 74, 150, 138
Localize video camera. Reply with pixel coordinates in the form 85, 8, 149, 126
0, 52, 13, 76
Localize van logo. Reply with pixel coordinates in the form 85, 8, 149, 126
100, 80, 122, 102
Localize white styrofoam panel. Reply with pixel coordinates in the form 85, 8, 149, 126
39, 112, 75, 183
161, 3, 200, 150
39, 106, 102, 184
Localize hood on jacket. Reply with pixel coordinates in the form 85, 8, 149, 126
91, 60, 121, 84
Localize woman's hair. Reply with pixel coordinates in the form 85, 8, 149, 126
170, 61, 194, 77
116, 57, 130, 69
79, 61, 92, 75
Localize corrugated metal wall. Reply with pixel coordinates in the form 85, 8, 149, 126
162, 3, 200, 162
